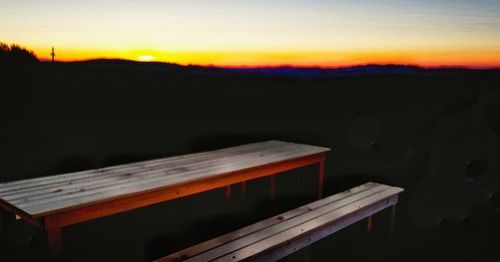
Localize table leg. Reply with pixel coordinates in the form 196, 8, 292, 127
389, 205, 396, 237
0, 209, 13, 235
318, 160, 325, 199
241, 181, 246, 199
225, 185, 231, 200
0, 209, 5, 234
302, 247, 312, 262
270, 175, 276, 202
47, 228, 62, 255
367, 215, 373, 232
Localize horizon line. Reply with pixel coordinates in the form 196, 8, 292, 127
37, 57, 500, 70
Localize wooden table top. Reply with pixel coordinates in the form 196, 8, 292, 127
0, 140, 330, 217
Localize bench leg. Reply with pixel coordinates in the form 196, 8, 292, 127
47, 228, 62, 255
389, 205, 396, 237
241, 181, 246, 199
318, 160, 325, 199
270, 175, 276, 202
225, 185, 231, 200
367, 215, 373, 232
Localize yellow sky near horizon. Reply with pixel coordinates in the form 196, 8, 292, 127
25, 48, 500, 69
2, 0, 500, 68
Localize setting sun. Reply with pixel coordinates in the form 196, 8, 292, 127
138, 55, 154, 62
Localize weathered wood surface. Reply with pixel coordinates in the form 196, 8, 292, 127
157, 182, 404, 262
0, 141, 329, 217
42, 152, 326, 230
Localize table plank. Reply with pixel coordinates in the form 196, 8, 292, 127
0, 141, 282, 194
0, 141, 330, 217
5, 143, 302, 204
20, 147, 326, 215
43, 152, 326, 229
12, 145, 307, 207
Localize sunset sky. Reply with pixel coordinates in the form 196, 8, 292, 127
2, 0, 500, 68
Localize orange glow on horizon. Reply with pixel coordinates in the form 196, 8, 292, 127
33, 47, 500, 69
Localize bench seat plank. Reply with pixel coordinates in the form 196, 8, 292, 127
163, 182, 379, 260
0, 141, 329, 217
157, 182, 403, 262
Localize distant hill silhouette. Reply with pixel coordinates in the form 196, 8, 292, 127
0, 42, 39, 65
65, 59, 500, 79
2, 47, 498, 78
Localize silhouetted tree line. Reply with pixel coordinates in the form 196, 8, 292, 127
0, 42, 39, 64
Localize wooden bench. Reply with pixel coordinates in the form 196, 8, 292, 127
156, 182, 403, 262
0, 140, 329, 254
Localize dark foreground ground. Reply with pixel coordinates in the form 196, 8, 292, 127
1, 61, 500, 261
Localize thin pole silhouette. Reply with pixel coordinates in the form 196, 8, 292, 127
51, 47, 55, 62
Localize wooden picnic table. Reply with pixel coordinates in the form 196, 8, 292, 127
0, 140, 330, 254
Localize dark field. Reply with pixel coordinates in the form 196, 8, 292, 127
1, 61, 500, 261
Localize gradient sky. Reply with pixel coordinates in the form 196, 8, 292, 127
2, 0, 500, 68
